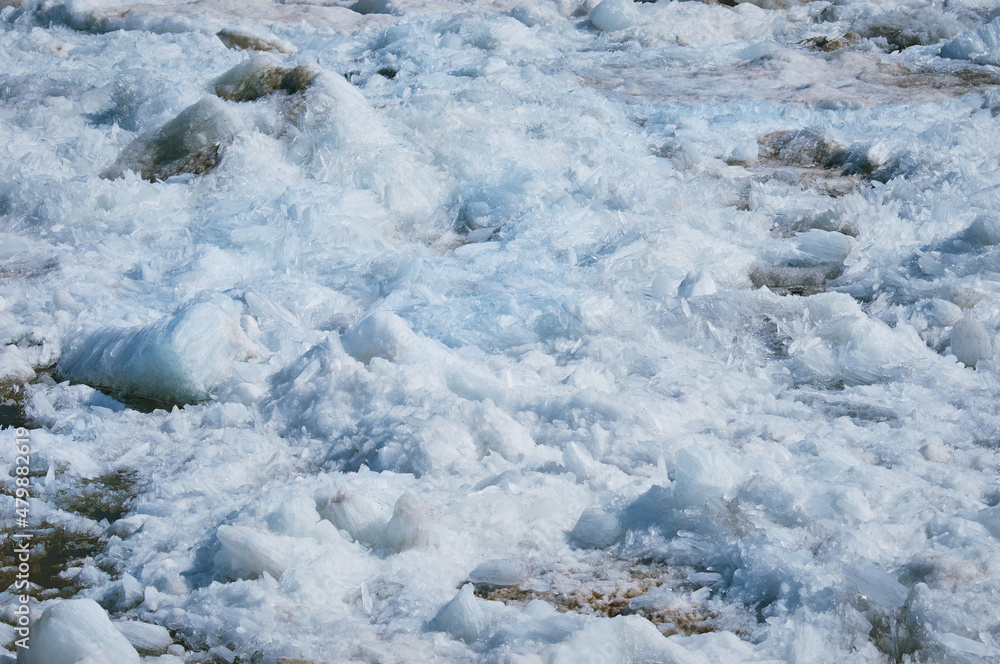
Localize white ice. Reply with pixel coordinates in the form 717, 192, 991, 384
3, 0, 1000, 662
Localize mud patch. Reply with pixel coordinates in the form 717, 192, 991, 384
58, 469, 141, 523
473, 556, 752, 637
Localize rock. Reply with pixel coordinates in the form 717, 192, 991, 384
101, 96, 242, 181
213, 56, 318, 103
217, 28, 296, 54
18, 599, 139, 664
758, 128, 848, 169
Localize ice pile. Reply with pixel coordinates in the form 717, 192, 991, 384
5, 0, 1000, 662
57, 300, 256, 405
941, 15, 1000, 65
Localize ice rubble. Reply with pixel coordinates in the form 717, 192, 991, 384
941, 15, 1000, 65
5, 0, 1000, 662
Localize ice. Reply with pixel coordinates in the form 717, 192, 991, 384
842, 561, 909, 609
113, 620, 172, 655
19, 599, 139, 664
677, 271, 716, 299
57, 300, 257, 405
940, 16, 1000, 65
384, 491, 437, 551
428, 584, 492, 644
316, 487, 386, 546
569, 508, 622, 549
468, 559, 528, 588
588, 0, 638, 32
214, 524, 291, 580
6, 0, 1000, 661
949, 317, 994, 368
340, 310, 422, 364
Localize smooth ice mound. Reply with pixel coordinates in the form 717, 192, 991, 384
589, 0, 638, 32
20, 599, 139, 664
57, 301, 257, 405
940, 16, 1000, 65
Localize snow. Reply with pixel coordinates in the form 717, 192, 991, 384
4, 0, 1000, 661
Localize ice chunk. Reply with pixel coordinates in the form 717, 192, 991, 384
20, 599, 139, 664
937, 631, 999, 657
102, 97, 243, 181
551, 615, 690, 664
570, 508, 621, 549
792, 230, 855, 267
102, 573, 145, 613
114, 621, 172, 655
854, 8, 963, 51
677, 271, 716, 298
428, 584, 487, 644
915, 299, 962, 329
384, 492, 437, 551
974, 504, 1000, 539
341, 310, 421, 364
950, 318, 993, 368
468, 559, 528, 588
672, 447, 744, 507
317, 488, 385, 545
843, 562, 908, 608
213, 56, 317, 103
963, 214, 1000, 247
215, 524, 290, 579
941, 16, 1000, 65
58, 301, 257, 405
266, 494, 321, 537
589, 0, 637, 32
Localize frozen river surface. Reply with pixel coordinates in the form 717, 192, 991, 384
4, 0, 1000, 662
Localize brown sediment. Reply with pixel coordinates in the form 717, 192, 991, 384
473, 558, 742, 637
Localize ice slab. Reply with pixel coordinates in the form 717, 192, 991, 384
58, 301, 257, 406
19, 599, 139, 664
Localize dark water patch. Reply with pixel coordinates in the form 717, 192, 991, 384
0, 524, 103, 599
58, 469, 141, 523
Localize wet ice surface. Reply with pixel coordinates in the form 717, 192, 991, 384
4, 0, 1000, 661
